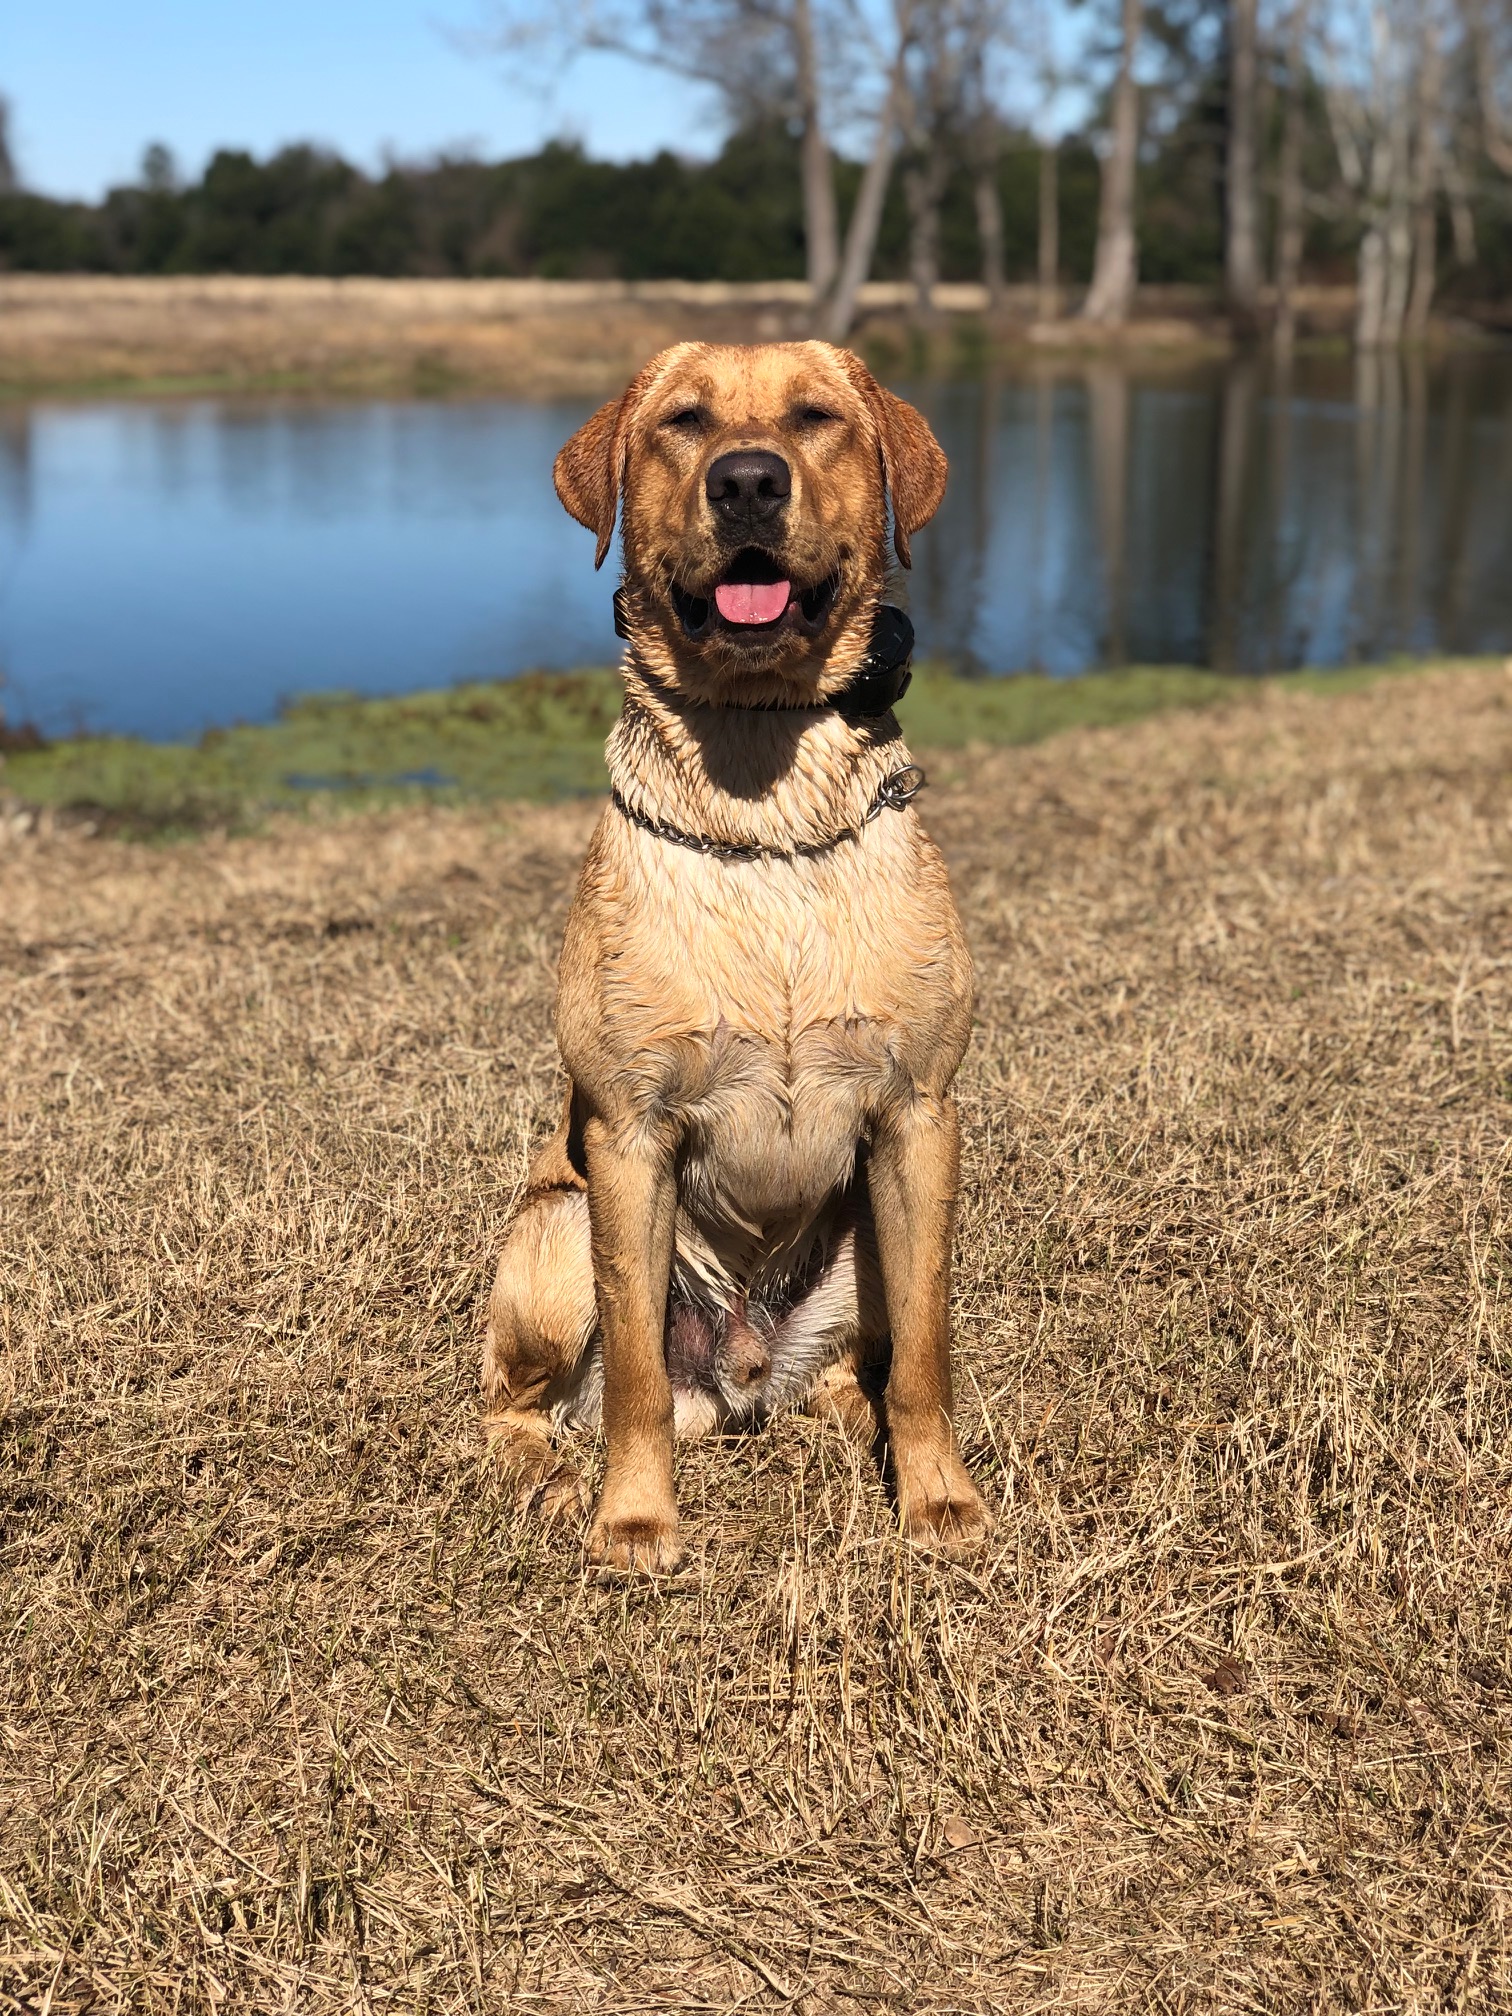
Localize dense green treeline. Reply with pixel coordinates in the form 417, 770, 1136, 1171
0, 122, 1173, 287
3, 115, 1507, 293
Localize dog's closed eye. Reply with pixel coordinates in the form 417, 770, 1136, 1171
661, 406, 709, 433
793, 405, 840, 428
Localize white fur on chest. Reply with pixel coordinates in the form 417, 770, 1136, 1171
672, 1017, 893, 1246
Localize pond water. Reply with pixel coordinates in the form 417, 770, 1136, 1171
2, 352, 1510, 743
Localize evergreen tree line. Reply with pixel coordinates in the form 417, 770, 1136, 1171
7, 110, 1503, 295
0, 123, 1105, 284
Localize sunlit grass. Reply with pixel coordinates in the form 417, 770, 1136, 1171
2, 663, 1509, 2008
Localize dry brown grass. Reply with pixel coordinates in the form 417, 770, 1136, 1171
0, 277, 818, 401
2, 665, 1510, 2013
0, 277, 1306, 400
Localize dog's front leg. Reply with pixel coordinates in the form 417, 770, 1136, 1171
869, 1092, 994, 1553
582, 1114, 682, 1572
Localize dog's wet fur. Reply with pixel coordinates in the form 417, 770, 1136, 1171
482, 341, 993, 1571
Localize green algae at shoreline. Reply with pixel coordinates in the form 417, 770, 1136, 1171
0, 658, 1486, 837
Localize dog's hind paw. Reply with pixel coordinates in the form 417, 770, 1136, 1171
535, 1460, 590, 1525
482, 1410, 584, 1520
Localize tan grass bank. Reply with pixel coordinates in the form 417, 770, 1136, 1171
2, 664, 1509, 2008
0, 275, 1356, 398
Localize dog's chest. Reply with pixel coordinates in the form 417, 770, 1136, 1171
565, 819, 968, 1230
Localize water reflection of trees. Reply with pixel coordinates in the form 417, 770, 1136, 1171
3, 368, 1509, 740
0, 413, 34, 717
0, 414, 31, 538
908, 353, 1511, 676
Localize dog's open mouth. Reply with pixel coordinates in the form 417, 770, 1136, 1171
671, 549, 839, 640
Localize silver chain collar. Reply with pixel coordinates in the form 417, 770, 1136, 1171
611, 763, 927, 863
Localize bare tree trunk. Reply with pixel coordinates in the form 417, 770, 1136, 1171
1379, 72, 1413, 346
1356, 206, 1388, 348
1274, 1, 1307, 355
964, 34, 1005, 317
1468, 0, 1512, 174
1226, 0, 1262, 328
1381, 204, 1412, 344
1442, 149, 1476, 268
1037, 140, 1060, 319
1324, 1, 1419, 352
1405, 19, 1443, 343
1081, 0, 1142, 325
825, 13, 913, 342
1405, 185, 1436, 342
1353, 33, 1394, 351
904, 149, 950, 322
794, 0, 840, 303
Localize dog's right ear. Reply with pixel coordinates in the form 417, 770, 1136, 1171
555, 345, 698, 570
554, 395, 623, 571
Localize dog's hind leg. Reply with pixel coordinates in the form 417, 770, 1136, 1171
483, 1182, 596, 1515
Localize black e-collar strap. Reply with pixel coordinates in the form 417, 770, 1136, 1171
613, 589, 914, 723
833, 603, 914, 720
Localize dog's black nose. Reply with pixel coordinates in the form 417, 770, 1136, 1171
705, 450, 791, 522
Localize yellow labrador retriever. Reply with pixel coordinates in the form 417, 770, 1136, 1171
483, 341, 991, 1571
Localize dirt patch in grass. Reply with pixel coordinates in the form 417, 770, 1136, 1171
2, 665, 1510, 2011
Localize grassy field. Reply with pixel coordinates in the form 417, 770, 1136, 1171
0, 656, 1483, 835
2, 662, 1511, 2011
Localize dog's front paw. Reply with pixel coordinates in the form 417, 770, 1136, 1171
897, 1452, 995, 1557
585, 1510, 683, 1574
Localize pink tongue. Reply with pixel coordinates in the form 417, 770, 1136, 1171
714, 578, 791, 625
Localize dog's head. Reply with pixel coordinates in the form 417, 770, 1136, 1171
554, 341, 947, 704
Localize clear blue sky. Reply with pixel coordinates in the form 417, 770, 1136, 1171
7, 0, 711, 200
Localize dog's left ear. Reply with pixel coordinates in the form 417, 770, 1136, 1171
836, 352, 948, 567
554, 395, 623, 570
